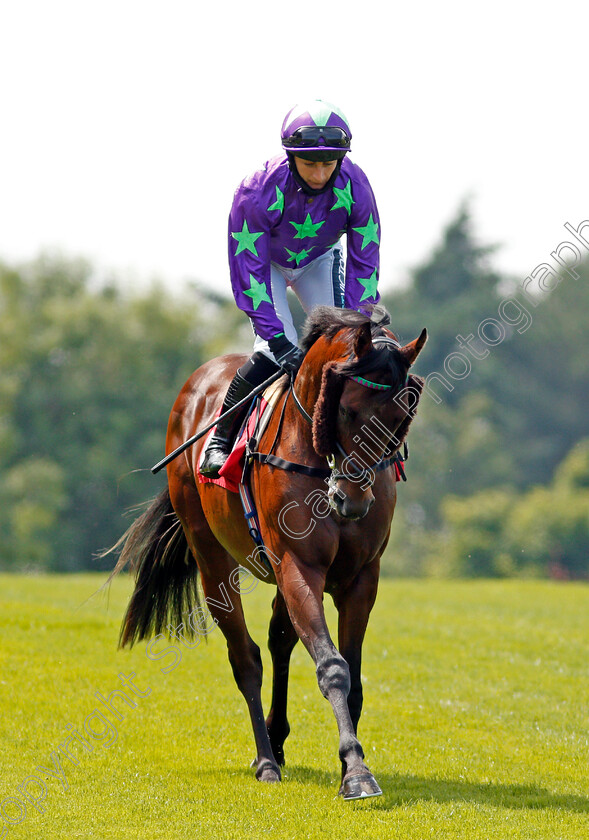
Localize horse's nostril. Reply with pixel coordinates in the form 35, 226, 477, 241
331, 492, 374, 522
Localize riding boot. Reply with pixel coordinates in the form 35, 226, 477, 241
199, 371, 257, 478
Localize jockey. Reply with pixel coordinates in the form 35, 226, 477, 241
200, 99, 381, 478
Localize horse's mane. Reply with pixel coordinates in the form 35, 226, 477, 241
301, 305, 409, 396
300, 304, 392, 353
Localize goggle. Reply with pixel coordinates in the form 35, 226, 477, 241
283, 126, 351, 149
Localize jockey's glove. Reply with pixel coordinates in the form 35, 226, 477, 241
268, 334, 305, 374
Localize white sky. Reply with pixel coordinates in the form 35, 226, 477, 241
0, 0, 586, 296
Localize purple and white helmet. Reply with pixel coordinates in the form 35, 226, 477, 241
281, 100, 352, 160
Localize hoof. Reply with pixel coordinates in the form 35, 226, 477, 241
254, 758, 281, 783
340, 772, 382, 801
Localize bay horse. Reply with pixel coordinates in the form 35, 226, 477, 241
110, 305, 426, 800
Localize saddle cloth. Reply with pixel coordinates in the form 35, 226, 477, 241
197, 377, 288, 493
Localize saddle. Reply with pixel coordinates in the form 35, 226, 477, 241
197, 376, 289, 493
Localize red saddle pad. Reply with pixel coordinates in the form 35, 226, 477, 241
197, 399, 268, 493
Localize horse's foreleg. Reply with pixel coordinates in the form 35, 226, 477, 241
333, 560, 380, 773
265, 589, 299, 766
278, 557, 381, 800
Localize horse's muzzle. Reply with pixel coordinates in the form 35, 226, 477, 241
328, 486, 375, 521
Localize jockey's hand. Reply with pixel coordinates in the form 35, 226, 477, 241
268, 335, 305, 375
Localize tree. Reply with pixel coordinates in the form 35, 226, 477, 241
406, 440, 589, 579
380, 205, 589, 575
0, 254, 247, 570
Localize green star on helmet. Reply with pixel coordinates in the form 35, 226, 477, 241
287, 100, 349, 127
243, 274, 272, 310
285, 246, 314, 266
232, 220, 264, 256
290, 213, 325, 239
267, 187, 284, 214
331, 180, 354, 214
358, 268, 379, 302
352, 214, 380, 250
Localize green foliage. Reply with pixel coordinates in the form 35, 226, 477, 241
438, 488, 517, 577
508, 440, 589, 578
554, 439, 589, 491
0, 254, 248, 571
381, 204, 589, 577
0, 457, 66, 568
414, 441, 589, 579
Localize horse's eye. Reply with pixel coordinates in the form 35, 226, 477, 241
339, 405, 357, 423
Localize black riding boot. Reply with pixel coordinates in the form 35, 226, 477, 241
199, 370, 257, 478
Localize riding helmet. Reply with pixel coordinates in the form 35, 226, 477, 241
281, 100, 352, 161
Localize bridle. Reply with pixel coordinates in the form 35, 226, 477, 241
246, 334, 409, 506
288, 335, 408, 492
290, 335, 403, 422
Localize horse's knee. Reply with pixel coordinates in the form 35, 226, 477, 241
316, 652, 351, 699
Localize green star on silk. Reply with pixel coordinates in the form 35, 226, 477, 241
267, 187, 284, 214
243, 274, 272, 310
331, 180, 354, 213
358, 268, 379, 302
285, 246, 314, 266
352, 214, 380, 250
290, 213, 325, 239
232, 220, 263, 256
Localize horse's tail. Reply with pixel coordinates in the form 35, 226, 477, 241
106, 487, 201, 648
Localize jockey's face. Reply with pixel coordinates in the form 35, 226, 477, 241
293, 157, 338, 190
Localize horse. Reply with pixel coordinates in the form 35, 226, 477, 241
109, 304, 427, 800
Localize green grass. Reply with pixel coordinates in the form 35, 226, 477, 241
1, 575, 588, 839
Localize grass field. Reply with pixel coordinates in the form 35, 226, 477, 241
0, 574, 588, 839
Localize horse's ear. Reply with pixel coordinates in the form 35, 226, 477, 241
400, 328, 427, 365
353, 322, 373, 359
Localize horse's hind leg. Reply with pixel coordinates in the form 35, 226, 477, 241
175, 489, 281, 783
265, 588, 299, 766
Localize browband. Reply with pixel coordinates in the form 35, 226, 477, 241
372, 336, 401, 349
